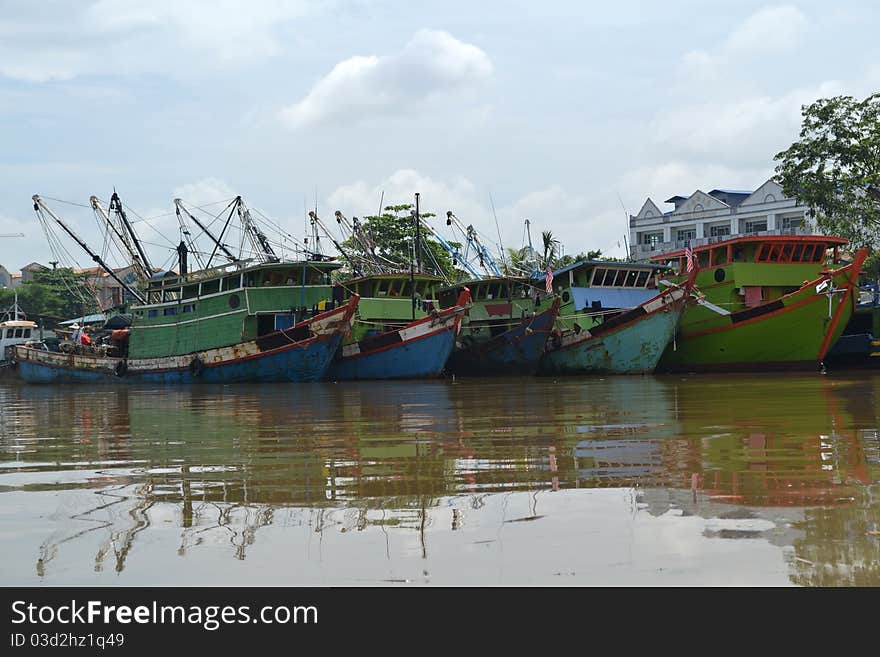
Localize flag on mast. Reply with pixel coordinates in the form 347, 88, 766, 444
545, 265, 554, 294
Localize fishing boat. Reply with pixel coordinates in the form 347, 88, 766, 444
15, 261, 359, 384
324, 273, 470, 381
650, 234, 867, 372
437, 277, 561, 376
0, 301, 40, 373
536, 260, 695, 375
15, 195, 358, 384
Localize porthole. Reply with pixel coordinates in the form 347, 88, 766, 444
714, 268, 726, 283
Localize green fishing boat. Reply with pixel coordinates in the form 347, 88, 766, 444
650, 235, 868, 372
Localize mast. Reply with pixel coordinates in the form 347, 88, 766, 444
109, 191, 152, 274
525, 219, 536, 275
411, 193, 420, 319
174, 199, 239, 265
90, 196, 150, 281
236, 196, 279, 263
32, 195, 146, 304
308, 211, 360, 275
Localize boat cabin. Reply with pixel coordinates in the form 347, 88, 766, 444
1, 319, 39, 362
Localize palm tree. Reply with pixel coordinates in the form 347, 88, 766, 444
541, 230, 560, 269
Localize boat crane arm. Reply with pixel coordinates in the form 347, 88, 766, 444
309, 211, 362, 275
445, 211, 502, 277
420, 216, 483, 280
174, 199, 239, 264
32, 195, 146, 304
89, 196, 151, 281
235, 197, 279, 263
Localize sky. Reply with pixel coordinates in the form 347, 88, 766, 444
1, 0, 878, 273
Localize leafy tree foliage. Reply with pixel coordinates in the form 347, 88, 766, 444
340, 204, 461, 280
0, 268, 97, 325
774, 93, 880, 250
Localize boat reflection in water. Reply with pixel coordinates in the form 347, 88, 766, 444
1, 373, 878, 585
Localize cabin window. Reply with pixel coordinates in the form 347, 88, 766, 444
23, 329, 31, 338
698, 250, 710, 268
5, 329, 12, 338
14, 328, 23, 338
148, 309, 158, 318
183, 304, 196, 314
800, 245, 815, 262
182, 284, 199, 299
624, 271, 639, 287
201, 279, 220, 295
591, 268, 606, 286
499, 282, 510, 298
791, 245, 804, 261
401, 281, 413, 297
813, 245, 826, 263
222, 275, 240, 291
612, 270, 627, 286
636, 271, 650, 287
780, 245, 793, 262
710, 248, 727, 266
767, 245, 780, 262
601, 270, 615, 286
163, 288, 180, 302
163, 307, 178, 316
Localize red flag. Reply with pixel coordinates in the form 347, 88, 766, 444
545, 266, 554, 294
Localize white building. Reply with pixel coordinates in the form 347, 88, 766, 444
629, 179, 810, 260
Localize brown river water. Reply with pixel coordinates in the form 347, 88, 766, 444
1, 373, 878, 586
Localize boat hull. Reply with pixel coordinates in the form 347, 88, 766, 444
447, 298, 560, 376
656, 253, 865, 373
539, 286, 689, 375
325, 291, 468, 381
14, 297, 358, 384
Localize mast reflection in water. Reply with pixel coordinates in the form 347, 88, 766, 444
1, 373, 878, 585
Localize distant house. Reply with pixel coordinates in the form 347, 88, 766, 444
19, 262, 49, 283
0, 265, 11, 289
629, 179, 811, 260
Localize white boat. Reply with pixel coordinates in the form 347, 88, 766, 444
0, 295, 41, 367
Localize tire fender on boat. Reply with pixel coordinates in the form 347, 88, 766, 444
189, 356, 204, 377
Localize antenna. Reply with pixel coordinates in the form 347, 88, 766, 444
489, 192, 507, 273
617, 192, 632, 259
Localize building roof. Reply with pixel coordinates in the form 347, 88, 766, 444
59, 314, 107, 325
664, 195, 688, 203
709, 189, 752, 195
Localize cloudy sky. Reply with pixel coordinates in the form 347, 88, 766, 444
1, 0, 877, 272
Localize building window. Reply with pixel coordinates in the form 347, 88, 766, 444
709, 224, 731, 237
782, 216, 803, 230
693, 204, 704, 212
677, 229, 696, 242
764, 194, 776, 203
745, 220, 767, 233
641, 232, 663, 247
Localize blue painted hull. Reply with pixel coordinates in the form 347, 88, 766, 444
16, 334, 344, 384
447, 304, 559, 376
325, 327, 456, 381
539, 305, 683, 375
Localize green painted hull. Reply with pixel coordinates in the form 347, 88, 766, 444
658, 258, 863, 372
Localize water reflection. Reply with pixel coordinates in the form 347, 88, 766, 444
1, 373, 879, 585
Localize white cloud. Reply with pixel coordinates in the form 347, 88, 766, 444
678, 5, 807, 84
724, 5, 807, 56
0, 1, 309, 82
322, 169, 628, 265
279, 29, 493, 128
172, 178, 238, 207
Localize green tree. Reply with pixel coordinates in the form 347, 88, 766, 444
0, 268, 98, 324
540, 230, 560, 269
340, 204, 461, 281
774, 92, 880, 251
